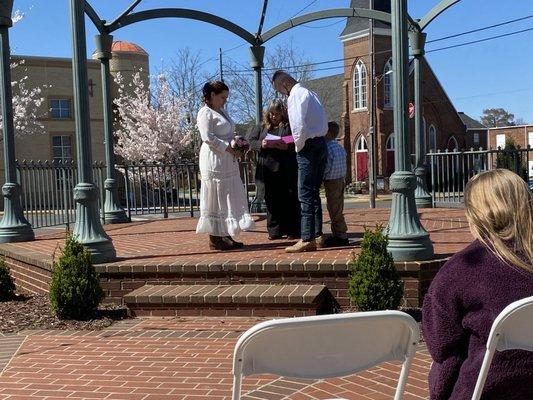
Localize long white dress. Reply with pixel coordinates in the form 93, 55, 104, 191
195, 105, 254, 236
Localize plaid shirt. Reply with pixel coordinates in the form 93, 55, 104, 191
324, 139, 347, 180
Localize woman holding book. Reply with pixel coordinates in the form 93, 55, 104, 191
247, 100, 300, 239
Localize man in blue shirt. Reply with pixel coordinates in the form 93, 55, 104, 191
320, 121, 349, 247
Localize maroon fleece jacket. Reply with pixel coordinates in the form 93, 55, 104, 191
422, 240, 533, 400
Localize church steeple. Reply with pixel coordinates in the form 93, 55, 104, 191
340, 0, 391, 39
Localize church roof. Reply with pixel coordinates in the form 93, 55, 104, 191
458, 112, 487, 130
111, 41, 148, 56
340, 0, 391, 38
303, 74, 344, 125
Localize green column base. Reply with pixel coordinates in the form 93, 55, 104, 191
414, 166, 433, 208
0, 223, 34, 243
386, 171, 434, 261
73, 182, 116, 263
104, 209, 129, 224
0, 183, 35, 243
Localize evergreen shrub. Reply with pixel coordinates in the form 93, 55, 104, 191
0, 259, 16, 301
348, 226, 403, 311
49, 234, 104, 319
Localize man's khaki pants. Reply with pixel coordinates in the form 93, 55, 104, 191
323, 178, 348, 239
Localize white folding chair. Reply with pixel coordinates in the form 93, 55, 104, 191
232, 311, 419, 400
471, 296, 533, 400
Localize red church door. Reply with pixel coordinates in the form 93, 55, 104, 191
355, 135, 368, 181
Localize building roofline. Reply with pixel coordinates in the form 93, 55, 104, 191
12, 54, 99, 64
487, 124, 533, 130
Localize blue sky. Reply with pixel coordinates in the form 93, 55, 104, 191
9, 0, 533, 123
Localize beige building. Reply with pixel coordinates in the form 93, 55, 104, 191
2, 40, 148, 170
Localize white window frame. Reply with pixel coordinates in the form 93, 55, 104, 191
386, 133, 395, 150
352, 60, 367, 111
355, 134, 368, 152
50, 99, 71, 119
496, 134, 506, 149
52, 135, 72, 163
473, 132, 480, 147
383, 58, 393, 109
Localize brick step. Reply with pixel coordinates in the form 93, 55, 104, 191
124, 283, 340, 317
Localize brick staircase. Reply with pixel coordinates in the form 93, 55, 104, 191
124, 283, 340, 317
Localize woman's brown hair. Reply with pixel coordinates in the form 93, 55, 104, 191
202, 81, 229, 106
261, 99, 289, 131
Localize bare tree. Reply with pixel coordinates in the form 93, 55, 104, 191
165, 48, 217, 155
223, 41, 315, 124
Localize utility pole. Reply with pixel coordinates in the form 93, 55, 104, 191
368, 0, 377, 208
219, 48, 223, 82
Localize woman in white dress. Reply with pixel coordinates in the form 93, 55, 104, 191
196, 81, 254, 250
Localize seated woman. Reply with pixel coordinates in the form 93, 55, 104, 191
247, 100, 300, 240
422, 169, 533, 400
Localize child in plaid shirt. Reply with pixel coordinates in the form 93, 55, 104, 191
319, 121, 349, 248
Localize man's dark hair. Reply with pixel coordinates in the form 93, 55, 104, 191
271, 70, 286, 83
328, 121, 340, 139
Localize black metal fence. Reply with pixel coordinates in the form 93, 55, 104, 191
15, 160, 256, 229
428, 146, 532, 207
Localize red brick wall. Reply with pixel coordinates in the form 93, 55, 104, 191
343, 34, 468, 181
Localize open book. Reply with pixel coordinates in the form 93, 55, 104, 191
265, 133, 295, 144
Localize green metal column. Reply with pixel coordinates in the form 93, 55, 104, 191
70, 0, 115, 262
94, 34, 129, 224
249, 45, 266, 213
0, 1, 34, 243
409, 30, 432, 208
386, 0, 433, 261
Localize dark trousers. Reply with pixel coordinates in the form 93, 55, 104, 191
296, 136, 327, 241
257, 150, 300, 238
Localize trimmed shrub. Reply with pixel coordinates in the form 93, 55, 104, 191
0, 259, 16, 301
49, 234, 104, 320
348, 226, 403, 311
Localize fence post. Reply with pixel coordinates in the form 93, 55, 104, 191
123, 164, 132, 222
186, 164, 194, 218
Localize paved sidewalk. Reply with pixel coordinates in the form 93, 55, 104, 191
0, 317, 431, 400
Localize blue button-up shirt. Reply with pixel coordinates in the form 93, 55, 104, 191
324, 139, 347, 180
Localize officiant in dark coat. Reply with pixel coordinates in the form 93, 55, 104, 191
246, 99, 300, 239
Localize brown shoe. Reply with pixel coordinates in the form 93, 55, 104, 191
285, 239, 317, 253
209, 235, 234, 251
225, 236, 244, 248
316, 235, 327, 248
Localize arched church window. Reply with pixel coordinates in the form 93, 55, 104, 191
353, 60, 367, 110
383, 58, 393, 108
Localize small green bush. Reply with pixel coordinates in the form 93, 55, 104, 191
49, 234, 104, 320
0, 259, 16, 301
348, 226, 403, 311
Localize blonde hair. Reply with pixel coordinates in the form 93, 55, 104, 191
261, 99, 289, 131
464, 169, 532, 272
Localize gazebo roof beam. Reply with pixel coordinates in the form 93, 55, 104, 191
105, 8, 256, 45
108, 0, 143, 29
419, 0, 462, 31
259, 8, 391, 44
84, 1, 106, 33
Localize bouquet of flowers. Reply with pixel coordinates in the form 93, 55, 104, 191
230, 135, 250, 159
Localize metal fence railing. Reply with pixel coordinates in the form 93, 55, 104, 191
428, 146, 532, 207
15, 160, 256, 229
17, 160, 106, 229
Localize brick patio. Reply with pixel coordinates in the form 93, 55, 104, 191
0, 207, 471, 399
0, 317, 433, 400
1, 207, 472, 311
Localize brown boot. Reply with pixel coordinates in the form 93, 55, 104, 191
285, 239, 317, 253
209, 235, 233, 251
225, 236, 243, 248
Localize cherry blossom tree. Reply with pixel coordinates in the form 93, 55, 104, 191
113, 71, 194, 163
0, 10, 46, 139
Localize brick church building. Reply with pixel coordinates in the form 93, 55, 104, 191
308, 0, 482, 183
